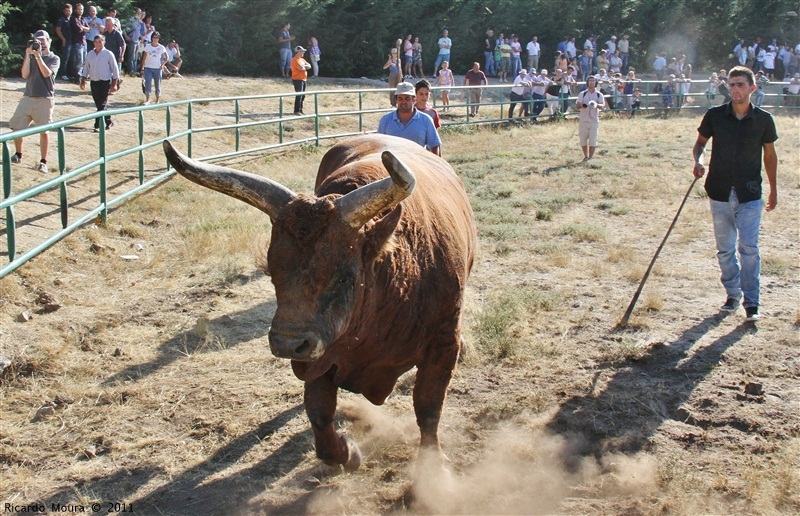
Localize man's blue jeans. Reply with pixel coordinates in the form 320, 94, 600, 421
710, 188, 762, 308
753, 88, 765, 107
511, 55, 522, 77
69, 43, 85, 79
58, 42, 72, 78
484, 51, 495, 76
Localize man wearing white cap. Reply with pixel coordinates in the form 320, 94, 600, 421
291, 45, 312, 115
8, 30, 60, 174
605, 35, 617, 54
377, 82, 441, 156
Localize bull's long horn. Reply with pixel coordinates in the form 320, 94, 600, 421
163, 140, 296, 220
335, 151, 416, 229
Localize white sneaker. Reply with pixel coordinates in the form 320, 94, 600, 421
36, 162, 48, 173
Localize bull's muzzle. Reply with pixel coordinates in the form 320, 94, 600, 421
268, 331, 325, 361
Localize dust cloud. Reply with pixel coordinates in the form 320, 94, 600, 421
411, 424, 657, 514
308, 398, 658, 514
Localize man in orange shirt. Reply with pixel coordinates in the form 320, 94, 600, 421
291, 45, 312, 115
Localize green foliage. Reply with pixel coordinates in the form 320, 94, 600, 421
1, 0, 796, 77
0, 2, 21, 75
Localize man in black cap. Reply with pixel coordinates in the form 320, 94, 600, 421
8, 30, 60, 173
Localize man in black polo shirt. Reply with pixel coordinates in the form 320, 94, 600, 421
692, 66, 778, 322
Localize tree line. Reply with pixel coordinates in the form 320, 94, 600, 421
1, 0, 798, 78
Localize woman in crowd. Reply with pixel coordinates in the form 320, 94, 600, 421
140, 31, 168, 105
383, 48, 401, 107
403, 34, 413, 77
412, 37, 424, 79
622, 69, 639, 114
609, 50, 623, 74
308, 36, 321, 77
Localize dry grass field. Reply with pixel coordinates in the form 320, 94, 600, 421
1, 75, 798, 515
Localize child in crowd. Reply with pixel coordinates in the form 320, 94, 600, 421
706, 72, 719, 103
662, 74, 676, 115
677, 73, 691, 109
631, 88, 642, 115
435, 60, 454, 112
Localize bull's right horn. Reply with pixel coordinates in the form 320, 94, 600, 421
163, 140, 296, 220
335, 151, 416, 229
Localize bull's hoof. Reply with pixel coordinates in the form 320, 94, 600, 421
341, 434, 362, 472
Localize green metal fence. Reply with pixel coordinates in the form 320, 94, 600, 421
1, 80, 795, 278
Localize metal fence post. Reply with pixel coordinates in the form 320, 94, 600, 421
2, 141, 15, 262
314, 93, 320, 145
138, 110, 145, 184
235, 99, 240, 152
279, 97, 284, 144
165, 106, 172, 170
58, 128, 68, 228
99, 121, 108, 222
187, 102, 193, 157
358, 92, 363, 132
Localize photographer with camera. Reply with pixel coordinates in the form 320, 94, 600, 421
8, 31, 60, 174
576, 75, 605, 161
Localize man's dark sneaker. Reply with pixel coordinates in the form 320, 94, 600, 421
745, 306, 762, 321
720, 298, 739, 312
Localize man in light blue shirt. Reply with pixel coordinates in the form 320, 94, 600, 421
377, 82, 441, 156
83, 5, 104, 45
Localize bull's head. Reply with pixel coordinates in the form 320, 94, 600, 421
163, 141, 415, 362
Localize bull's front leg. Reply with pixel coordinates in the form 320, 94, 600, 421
304, 370, 362, 471
412, 343, 459, 454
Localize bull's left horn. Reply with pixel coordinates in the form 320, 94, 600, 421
163, 140, 296, 220
335, 151, 416, 229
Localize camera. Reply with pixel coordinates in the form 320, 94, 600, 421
28, 39, 41, 51
588, 100, 597, 109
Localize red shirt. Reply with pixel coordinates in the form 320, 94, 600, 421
464, 69, 487, 86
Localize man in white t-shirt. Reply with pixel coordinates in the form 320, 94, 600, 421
576, 76, 605, 161
164, 39, 183, 77
526, 36, 540, 71
433, 29, 451, 77
605, 35, 617, 54
566, 37, 577, 59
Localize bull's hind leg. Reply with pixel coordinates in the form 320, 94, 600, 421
304, 370, 362, 471
412, 342, 459, 453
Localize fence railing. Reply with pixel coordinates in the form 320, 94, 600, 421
1, 79, 796, 278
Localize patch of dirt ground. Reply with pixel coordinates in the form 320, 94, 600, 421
0, 75, 798, 514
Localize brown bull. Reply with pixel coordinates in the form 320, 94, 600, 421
163, 133, 476, 470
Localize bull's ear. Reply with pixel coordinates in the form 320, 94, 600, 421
363, 204, 402, 263
164, 140, 297, 220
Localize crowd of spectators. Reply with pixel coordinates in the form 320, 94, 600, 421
53, 4, 184, 100
5, 3, 189, 174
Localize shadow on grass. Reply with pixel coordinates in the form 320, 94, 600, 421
547, 313, 753, 464
103, 298, 276, 386
40, 405, 308, 515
